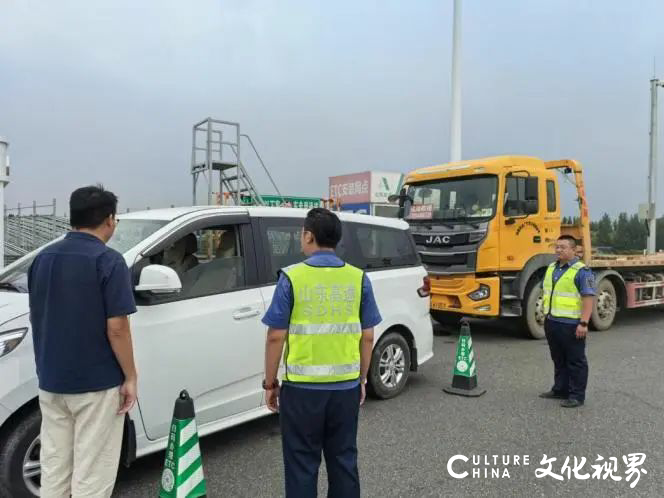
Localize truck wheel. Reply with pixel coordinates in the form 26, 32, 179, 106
0, 408, 41, 497
367, 332, 411, 399
590, 278, 617, 331
523, 278, 546, 339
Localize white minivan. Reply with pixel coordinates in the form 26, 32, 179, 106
0, 206, 433, 497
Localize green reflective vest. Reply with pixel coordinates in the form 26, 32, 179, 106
282, 262, 364, 383
542, 261, 585, 320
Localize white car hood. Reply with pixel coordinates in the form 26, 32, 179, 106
0, 292, 30, 326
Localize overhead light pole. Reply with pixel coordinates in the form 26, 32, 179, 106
449, 0, 462, 162
647, 78, 664, 254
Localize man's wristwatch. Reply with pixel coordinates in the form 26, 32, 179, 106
262, 379, 279, 390
579, 321, 588, 327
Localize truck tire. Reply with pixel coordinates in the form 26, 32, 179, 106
367, 332, 411, 399
590, 277, 617, 331
0, 408, 41, 497
523, 277, 546, 339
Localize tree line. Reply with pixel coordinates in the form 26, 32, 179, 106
561, 213, 664, 252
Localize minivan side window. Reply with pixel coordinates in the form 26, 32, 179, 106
346, 223, 418, 270
258, 217, 354, 282
142, 224, 246, 303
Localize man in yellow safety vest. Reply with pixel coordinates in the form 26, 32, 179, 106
539, 235, 595, 408
262, 208, 381, 497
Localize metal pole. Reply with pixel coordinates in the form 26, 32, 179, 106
648, 79, 661, 254
32, 200, 37, 248
449, 0, 462, 162
0, 138, 8, 267
206, 118, 212, 206
17, 202, 22, 252
235, 124, 241, 205
218, 131, 224, 204
52, 198, 57, 239
192, 125, 198, 206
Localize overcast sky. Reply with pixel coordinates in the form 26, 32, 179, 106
2, 0, 664, 218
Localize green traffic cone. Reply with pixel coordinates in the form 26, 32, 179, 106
159, 390, 207, 497
443, 319, 487, 397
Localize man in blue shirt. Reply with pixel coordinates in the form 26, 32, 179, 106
263, 208, 381, 498
539, 235, 595, 408
28, 185, 137, 497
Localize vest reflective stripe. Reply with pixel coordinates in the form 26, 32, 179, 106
542, 261, 585, 320
286, 363, 361, 377
284, 262, 364, 383
289, 323, 362, 335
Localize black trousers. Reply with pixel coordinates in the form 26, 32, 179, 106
279, 383, 361, 498
544, 319, 589, 401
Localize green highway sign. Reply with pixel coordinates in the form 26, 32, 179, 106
241, 195, 324, 209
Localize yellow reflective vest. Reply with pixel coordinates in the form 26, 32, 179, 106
542, 261, 585, 320
282, 262, 364, 383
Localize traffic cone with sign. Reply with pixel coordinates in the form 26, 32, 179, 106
443, 319, 487, 397
159, 390, 207, 497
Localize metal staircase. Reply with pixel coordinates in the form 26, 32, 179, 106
191, 118, 282, 206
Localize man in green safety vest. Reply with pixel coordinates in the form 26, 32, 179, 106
262, 208, 381, 497
539, 235, 596, 408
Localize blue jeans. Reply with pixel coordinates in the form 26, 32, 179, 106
545, 319, 589, 401
279, 383, 361, 498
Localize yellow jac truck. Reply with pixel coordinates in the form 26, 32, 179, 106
392, 155, 664, 338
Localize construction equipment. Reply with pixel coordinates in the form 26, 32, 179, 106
191, 118, 282, 207
393, 155, 664, 339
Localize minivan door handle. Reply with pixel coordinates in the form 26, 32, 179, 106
232, 308, 261, 320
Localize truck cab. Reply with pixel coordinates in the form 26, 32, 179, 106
395, 155, 592, 338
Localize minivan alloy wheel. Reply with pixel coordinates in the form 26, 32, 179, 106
22, 436, 41, 496
379, 344, 406, 389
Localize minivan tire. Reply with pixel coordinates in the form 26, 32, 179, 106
0, 408, 41, 498
367, 332, 411, 399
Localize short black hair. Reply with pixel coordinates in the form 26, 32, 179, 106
557, 234, 577, 247
304, 208, 342, 248
70, 185, 118, 229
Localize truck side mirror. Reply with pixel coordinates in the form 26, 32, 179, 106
388, 188, 409, 206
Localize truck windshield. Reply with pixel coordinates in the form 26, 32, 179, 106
404, 175, 498, 222
0, 218, 167, 293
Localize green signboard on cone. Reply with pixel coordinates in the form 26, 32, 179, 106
453, 334, 476, 378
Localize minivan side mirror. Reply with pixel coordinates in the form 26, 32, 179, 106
135, 265, 182, 294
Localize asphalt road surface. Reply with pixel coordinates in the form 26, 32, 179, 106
114, 309, 664, 497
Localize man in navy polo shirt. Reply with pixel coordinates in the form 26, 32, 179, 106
28, 185, 138, 497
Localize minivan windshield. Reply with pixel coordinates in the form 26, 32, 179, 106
0, 219, 167, 293
404, 175, 498, 222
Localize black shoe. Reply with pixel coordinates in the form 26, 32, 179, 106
560, 399, 584, 408
539, 390, 567, 399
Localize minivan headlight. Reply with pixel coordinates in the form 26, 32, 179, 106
0, 327, 28, 358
